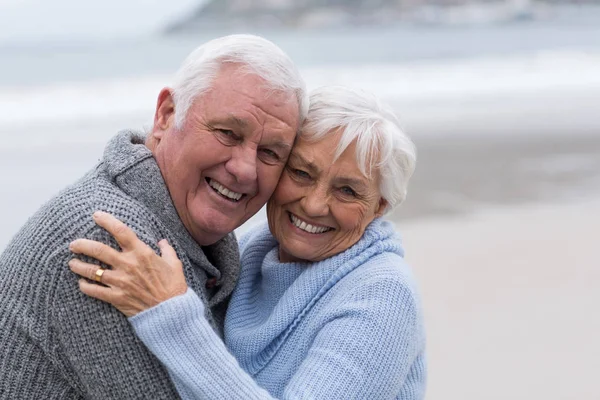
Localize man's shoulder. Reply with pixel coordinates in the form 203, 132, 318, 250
28, 165, 131, 230
4, 164, 156, 259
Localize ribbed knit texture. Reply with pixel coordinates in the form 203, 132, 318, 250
130, 219, 427, 399
0, 130, 240, 399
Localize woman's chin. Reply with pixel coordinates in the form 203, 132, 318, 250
278, 245, 318, 264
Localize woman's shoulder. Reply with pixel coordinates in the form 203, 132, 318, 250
335, 230, 422, 311
355, 249, 418, 292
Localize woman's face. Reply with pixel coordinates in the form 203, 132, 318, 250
266, 131, 387, 263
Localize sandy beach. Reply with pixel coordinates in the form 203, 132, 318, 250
400, 198, 600, 399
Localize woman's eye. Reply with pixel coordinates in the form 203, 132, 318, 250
340, 186, 357, 197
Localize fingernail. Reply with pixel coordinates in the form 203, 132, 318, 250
69, 241, 76, 251
93, 211, 103, 219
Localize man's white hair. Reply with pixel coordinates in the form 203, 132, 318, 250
171, 34, 308, 129
302, 86, 416, 212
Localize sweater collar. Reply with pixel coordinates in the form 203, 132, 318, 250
102, 130, 240, 305
227, 218, 403, 373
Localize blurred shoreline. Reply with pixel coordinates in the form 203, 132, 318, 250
392, 132, 600, 222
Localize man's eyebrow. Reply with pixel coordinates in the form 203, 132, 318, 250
210, 114, 250, 129
265, 141, 293, 152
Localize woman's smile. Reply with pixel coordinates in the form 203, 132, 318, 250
287, 212, 334, 234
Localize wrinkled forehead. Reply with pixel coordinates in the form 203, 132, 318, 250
211, 64, 301, 123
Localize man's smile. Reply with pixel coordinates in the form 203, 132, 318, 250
207, 178, 245, 202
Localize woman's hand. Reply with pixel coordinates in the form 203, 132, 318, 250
68, 211, 188, 317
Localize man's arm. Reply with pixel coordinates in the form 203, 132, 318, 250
48, 228, 181, 400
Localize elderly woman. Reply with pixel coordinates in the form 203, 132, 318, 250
69, 86, 426, 399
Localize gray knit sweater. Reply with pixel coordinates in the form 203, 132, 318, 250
0, 130, 240, 399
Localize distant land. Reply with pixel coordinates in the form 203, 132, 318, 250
165, 0, 600, 33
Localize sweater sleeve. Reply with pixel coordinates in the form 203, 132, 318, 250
129, 289, 275, 400
129, 277, 424, 400
49, 228, 181, 399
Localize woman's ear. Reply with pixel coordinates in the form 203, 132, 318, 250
375, 198, 388, 218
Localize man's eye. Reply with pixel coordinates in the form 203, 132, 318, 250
292, 169, 310, 179
258, 149, 283, 166
214, 129, 240, 146
261, 149, 279, 160
218, 129, 236, 138
340, 186, 357, 197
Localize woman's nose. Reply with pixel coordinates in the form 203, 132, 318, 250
300, 186, 329, 217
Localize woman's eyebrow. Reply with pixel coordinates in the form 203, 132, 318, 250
335, 177, 368, 190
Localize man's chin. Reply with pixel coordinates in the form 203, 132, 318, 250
191, 229, 229, 246
190, 215, 241, 245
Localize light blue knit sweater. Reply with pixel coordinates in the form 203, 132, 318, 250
130, 219, 426, 399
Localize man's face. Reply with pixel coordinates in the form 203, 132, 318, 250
149, 64, 299, 245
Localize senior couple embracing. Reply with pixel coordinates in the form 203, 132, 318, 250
0, 34, 426, 399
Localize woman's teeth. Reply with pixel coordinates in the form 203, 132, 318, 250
289, 213, 332, 234
208, 179, 243, 201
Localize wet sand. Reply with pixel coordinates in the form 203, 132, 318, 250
392, 133, 600, 222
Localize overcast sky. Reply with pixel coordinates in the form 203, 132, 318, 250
0, 0, 205, 43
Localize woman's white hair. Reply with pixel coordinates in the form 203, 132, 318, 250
171, 34, 308, 129
302, 86, 416, 212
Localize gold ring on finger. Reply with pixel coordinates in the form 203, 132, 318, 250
94, 267, 105, 283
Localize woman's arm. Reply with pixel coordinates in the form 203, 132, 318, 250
68, 211, 188, 317
128, 288, 275, 399
69, 212, 423, 400
68, 212, 276, 398
129, 276, 423, 400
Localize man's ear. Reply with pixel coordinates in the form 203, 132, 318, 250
375, 197, 388, 218
152, 88, 176, 139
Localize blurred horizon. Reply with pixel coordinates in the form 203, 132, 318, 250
2, 0, 600, 44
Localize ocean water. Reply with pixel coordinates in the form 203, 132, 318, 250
2, 12, 600, 248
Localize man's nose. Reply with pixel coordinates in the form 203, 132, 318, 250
300, 186, 329, 217
226, 145, 258, 185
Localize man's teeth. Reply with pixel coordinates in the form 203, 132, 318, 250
290, 214, 331, 234
208, 179, 243, 201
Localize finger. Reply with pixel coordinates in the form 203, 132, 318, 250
79, 279, 116, 305
93, 211, 138, 250
158, 239, 180, 266
69, 259, 118, 286
69, 239, 122, 268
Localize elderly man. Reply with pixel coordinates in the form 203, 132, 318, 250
0, 35, 306, 399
